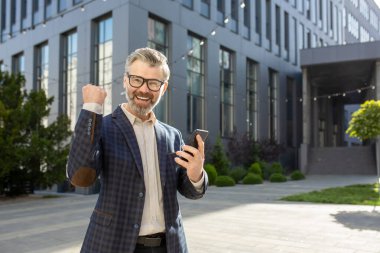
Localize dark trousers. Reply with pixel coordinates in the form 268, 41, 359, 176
134, 244, 167, 253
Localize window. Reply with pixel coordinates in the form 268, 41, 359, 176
61, 30, 78, 130
1, 0, 6, 42
73, 0, 83, 5
45, 0, 52, 20
33, 0, 40, 26
217, 0, 225, 25
306, 0, 311, 20
11, 0, 17, 25
243, 0, 250, 39
58, 0, 67, 13
219, 47, 234, 137
35, 42, 49, 93
187, 33, 205, 132
93, 15, 113, 115
255, 0, 261, 35
359, 0, 369, 20
147, 16, 169, 123
21, 0, 28, 31
266, 0, 272, 41
182, 0, 193, 9
12, 53, 25, 75
230, 0, 238, 32
275, 5, 280, 47
200, 0, 210, 18
268, 69, 278, 142
284, 12, 289, 53
246, 59, 258, 140
0, 61, 5, 72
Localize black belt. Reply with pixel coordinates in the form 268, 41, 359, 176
136, 233, 166, 247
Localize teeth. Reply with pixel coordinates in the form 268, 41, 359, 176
137, 96, 149, 101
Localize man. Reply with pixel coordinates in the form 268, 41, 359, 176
67, 47, 208, 253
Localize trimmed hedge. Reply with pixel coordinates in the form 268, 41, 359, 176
229, 167, 247, 183
204, 164, 217, 185
242, 173, 263, 185
248, 162, 262, 176
269, 173, 287, 183
290, 170, 305, 180
215, 176, 236, 187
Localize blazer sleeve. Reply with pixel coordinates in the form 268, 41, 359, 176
66, 109, 103, 187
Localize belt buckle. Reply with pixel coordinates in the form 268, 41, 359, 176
143, 237, 162, 247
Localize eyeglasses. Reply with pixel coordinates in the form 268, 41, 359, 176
127, 73, 165, 92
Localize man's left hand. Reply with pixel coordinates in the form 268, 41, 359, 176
175, 135, 205, 182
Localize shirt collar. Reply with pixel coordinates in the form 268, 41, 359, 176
120, 103, 157, 125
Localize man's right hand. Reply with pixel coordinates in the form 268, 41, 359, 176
82, 84, 107, 105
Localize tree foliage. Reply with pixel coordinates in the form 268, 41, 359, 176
210, 136, 230, 175
0, 71, 72, 196
346, 100, 380, 141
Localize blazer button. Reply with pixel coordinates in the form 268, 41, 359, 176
134, 224, 139, 229
138, 192, 144, 198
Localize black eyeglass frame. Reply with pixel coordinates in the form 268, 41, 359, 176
126, 73, 165, 92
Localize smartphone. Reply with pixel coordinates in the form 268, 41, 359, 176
180, 129, 209, 162
186, 129, 209, 149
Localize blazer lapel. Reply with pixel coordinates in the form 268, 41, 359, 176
112, 106, 144, 179
154, 122, 167, 189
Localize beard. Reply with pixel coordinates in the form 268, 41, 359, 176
126, 90, 162, 118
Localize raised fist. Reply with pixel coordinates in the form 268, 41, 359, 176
82, 84, 107, 105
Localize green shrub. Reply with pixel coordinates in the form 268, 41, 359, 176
258, 160, 271, 180
204, 163, 218, 185
210, 136, 230, 175
290, 170, 305, 180
229, 167, 247, 183
215, 176, 236, 187
242, 173, 263, 185
269, 162, 283, 175
248, 162, 262, 176
269, 173, 287, 183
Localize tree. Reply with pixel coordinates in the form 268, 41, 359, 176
0, 71, 72, 196
210, 136, 230, 175
346, 100, 380, 141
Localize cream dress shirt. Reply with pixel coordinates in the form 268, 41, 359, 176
83, 103, 204, 236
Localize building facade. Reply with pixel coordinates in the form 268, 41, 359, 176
0, 0, 380, 172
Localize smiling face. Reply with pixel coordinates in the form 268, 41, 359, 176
123, 59, 168, 120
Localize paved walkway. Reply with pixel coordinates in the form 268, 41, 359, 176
0, 175, 379, 253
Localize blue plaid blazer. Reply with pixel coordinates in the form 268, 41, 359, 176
67, 106, 208, 253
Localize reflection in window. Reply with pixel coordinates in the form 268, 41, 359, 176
219, 48, 234, 137
200, 0, 210, 18
246, 59, 258, 141
12, 53, 25, 75
33, 0, 40, 26
148, 16, 169, 123
35, 42, 49, 93
94, 16, 113, 115
58, 0, 67, 13
61, 30, 78, 130
182, 0, 193, 9
45, 0, 52, 20
187, 33, 205, 132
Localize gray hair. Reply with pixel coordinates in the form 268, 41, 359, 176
125, 47, 170, 81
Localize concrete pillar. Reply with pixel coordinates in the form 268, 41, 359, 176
300, 67, 311, 173
376, 61, 380, 180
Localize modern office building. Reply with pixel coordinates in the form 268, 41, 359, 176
0, 0, 380, 175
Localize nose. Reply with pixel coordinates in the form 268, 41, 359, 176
138, 80, 150, 92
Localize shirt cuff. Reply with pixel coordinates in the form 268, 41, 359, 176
190, 170, 205, 192
83, 103, 103, 115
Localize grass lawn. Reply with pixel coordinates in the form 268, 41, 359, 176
281, 184, 380, 206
